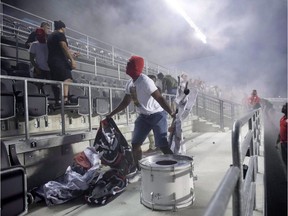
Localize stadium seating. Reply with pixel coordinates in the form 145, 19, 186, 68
13, 80, 48, 118
1, 141, 28, 216
0, 79, 16, 120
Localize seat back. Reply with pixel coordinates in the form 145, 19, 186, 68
1, 141, 27, 216
1, 80, 16, 120
13, 81, 48, 117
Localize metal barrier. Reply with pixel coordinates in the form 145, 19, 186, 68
203, 108, 262, 216
0, 74, 176, 137
195, 92, 243, 131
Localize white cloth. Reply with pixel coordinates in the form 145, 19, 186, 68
170, 85, 198, 155
125, 74, 163, 115
29, 41, 49, 71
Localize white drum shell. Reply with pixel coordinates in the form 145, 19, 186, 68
140, 155, 195, 210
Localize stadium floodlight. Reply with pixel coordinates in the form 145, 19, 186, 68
164, 0, 207, 44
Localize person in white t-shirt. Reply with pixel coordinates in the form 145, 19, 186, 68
29, 28, 50, 79
107, 56, 175, 174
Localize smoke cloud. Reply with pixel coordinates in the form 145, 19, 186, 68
3, 0, 287, 97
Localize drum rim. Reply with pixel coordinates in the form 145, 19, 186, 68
139, 154, 193, 170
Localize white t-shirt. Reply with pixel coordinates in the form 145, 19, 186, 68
125, 74, 163, 115
29, 41, 49, 71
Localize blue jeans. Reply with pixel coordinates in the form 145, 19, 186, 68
132, 111, 168, 148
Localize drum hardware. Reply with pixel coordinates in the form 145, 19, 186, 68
150, 192, 154, 210
172, 166, 176, 182
190, 161, 193, 178
172, 192, 176, 211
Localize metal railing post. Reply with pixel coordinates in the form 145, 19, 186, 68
94, 57, 97, 76
60, 82, 65, 135
23, 80, 30, 140
112, 46, 115, 65
219, 100, 224, 131
232, 121, 243, 216
88, 85, 92, 132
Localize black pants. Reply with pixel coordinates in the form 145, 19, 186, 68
281, 142, 287, 168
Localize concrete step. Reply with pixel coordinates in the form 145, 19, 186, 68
192, 118, 222, 132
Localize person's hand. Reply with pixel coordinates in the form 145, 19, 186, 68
73, 52, 80, 58
168, 125, 174, 133
170, 111, 177, 119
71, 60, 77, 69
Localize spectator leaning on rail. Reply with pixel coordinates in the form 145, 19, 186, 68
106, 56, 175, 181
277, 103, 287, 168
29, 28, 50, 80
248, 89, 261, 110
47, 20, 77, 105
25, 21, 50, 49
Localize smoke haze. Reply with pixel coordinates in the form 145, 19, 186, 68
3, 0, 287, 98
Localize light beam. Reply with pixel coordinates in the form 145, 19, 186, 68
164, 0, 207, 44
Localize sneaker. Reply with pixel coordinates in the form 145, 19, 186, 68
127, 170, 141, 183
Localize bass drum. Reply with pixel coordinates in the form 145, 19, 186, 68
139, 154, 195, 210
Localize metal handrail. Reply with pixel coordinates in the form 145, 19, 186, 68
0, 74, 176, 139
203, 109, 262, 216
195, 92, 243, 130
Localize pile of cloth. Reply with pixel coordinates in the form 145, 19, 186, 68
32, 118, 134, 206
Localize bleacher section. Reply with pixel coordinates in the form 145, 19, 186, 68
0, 2, 246, 194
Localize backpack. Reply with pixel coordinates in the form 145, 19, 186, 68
163, 75, 178, 92
85, 169, 127, 205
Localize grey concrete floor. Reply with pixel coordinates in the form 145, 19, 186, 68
26, 131, 265, 216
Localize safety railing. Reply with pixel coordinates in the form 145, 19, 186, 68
195, 92, 243, 130
0, 75, 176, 140
203, 108, 262, 216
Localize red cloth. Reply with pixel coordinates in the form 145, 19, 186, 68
126, 56, 144, 80
35, 28, 46, 43
280, 116, 288, 143
74, 151, 91, 169
248, 95, 260, 107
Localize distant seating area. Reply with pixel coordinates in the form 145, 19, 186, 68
0, 2, 244, 140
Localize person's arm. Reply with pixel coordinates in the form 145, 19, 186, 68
25, 31, 36, 48
151, 89, 175, 118
59, 41, 77, 69
107, 94, 131, 118
29, 53, 38, 69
